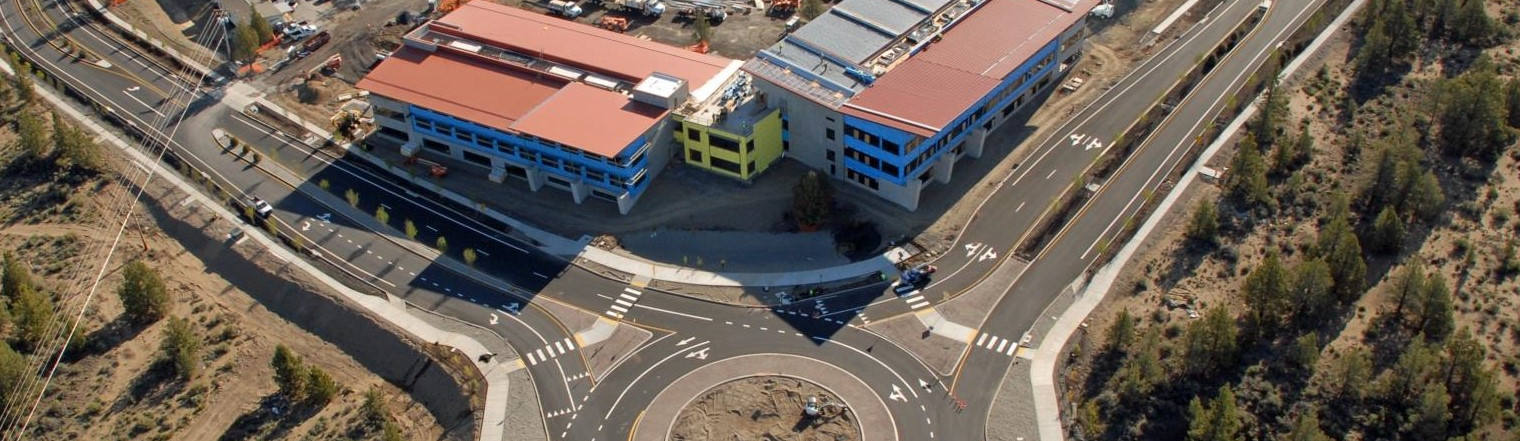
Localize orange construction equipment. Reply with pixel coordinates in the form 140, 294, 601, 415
597, 15, 630, 33
686, 40, 709, 54
438, 0, 472, 14
769, 0, 798, 15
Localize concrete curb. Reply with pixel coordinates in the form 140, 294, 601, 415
632, 353, 894, 441
1025, 1, 1367, 439
0, 53, 512, 441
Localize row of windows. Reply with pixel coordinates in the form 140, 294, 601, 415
680, 126, 755, 155
688, 148, 757, 177
415, 118, 641, 191
845, 169, 879, 190
845, 147, 900, 177
416, 116, 642, 169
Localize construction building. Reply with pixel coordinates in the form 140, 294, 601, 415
745, 0, 1095, 210
357, 1, 761, 214
358, 0, 1094, 214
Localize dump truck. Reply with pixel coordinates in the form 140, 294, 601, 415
592, 0, 665, 16
547, 0, 583, 17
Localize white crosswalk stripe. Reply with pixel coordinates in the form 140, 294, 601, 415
973, 332, 1020, 358
525, 338, 580, 366
604, 286, 645, 320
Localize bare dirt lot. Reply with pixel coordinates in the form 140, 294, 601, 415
671, 376, 859, 441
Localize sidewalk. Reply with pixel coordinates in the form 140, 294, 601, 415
1023, 1, 1366, 439
0, 56, 513, 441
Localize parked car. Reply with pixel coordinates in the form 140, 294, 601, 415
250, 198, 274, 218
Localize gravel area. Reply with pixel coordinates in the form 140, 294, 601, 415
671, 376, 859, 441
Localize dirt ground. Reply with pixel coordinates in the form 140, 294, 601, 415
0, 86, 444, 440
671, 376, 859, 441
109, 0, 221, 64
1065, 6, 1520, 435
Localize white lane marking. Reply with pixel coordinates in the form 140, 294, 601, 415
604, 341, 711, 420
889, 384, 906, 402
535, 349, 546, 361
533, 272, 548, 279
604, 311, 623, 318
121, 89, 166, 117
1015, 201, 1026, 212
623, 287, 642, 295
1004, 342, 1017, 356
996, 339, 1009, 353
608, 304, 628, 313
563, 338, 575, 350
684, 347, 710, 360
977, 333, 989, 346
617, 293, 639, 302
1044, 168, 1057, 180
677, 337, 697, 346
633, 303, 713, 321
554, 341, 566, 354
526, 352, 538, 365
613, 298, 633, 307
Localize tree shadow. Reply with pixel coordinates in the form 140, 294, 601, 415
216, 395, 321, 441
71, 316, 149, 361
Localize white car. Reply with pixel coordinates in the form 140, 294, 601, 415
251, 198, 274, 218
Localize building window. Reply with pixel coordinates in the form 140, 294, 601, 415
422, 139, 449, 153
586, 170, 606, 182
542, 157, 560, 169
377, 126, 408, 141
686, 127, 701, 141
744, 140, 754, 154
781, 118, 788, 130
709, 134, 741, 153
783, 140, 790, 151
747, 160, 755, 175
882, 139, 901, 155
710, 156, 741, 174
416, 119, 434, 131
462, 150, 492, 166
883, 163, 899, 176
829, 164, 835, 175
826, 150, 835, 162
826, 128, 835, 140
688, 149, 704, 163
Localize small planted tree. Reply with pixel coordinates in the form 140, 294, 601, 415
318, 179, 331, 192
462, 248, 477, 266
791, 171, 832, 231
375, 205, 390, 226
272, 345, 308, 401
404, 219, 418, 240
305, 367, 337, 407
435, 236, 448, 254
346, 188, 360, 207
118, 260, 170, 325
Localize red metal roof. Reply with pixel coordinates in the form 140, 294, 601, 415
843, 0, 1093, 134
356, 46, 563, 131
435, 1, 732, 84
512, 83, 668, 157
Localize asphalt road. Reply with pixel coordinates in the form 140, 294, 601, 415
0, 0, 1334, 438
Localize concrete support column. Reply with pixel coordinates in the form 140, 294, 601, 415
966, 127, 988, 159
932, 154, 954, 184
400, 137, 421, 157
570, 180, 589, 204
616, 192, 636, 215
526, 167, 545, 192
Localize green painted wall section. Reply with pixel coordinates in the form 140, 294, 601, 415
676, 107, 783, 181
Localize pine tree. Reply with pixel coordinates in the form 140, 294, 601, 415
1402, 169, 1444, 222
1505, 78, 1520, 129
118, 260, 170, 325
160, 316, 200, 380
1444, 328, 1502, 433
1290, 258, 1334, 322
1447, 0, 1495, 46
1105, 309, 1136, 352
1289, 332, 1321, 373
1322, 347, 1372, 402
1187, 199, 1220, 246
0, 342, 25, 400
1283, 406, 1331, 441
1405, 383, 1451, 440
2, 252, 33, 299
1317, 196, 1367, 302
1187, 384, 1242, 441
248, 6, 275, 45
12, 284, 53, 351
1183, 307, 1238, 377
1370, 206, 1405, 254
1226, 135, 1271, 210
1255, 75, 1290, 148
232, 25, 260, 63
1415, 272, 1453, 341
1111, 328, 1165, 403
1390, 263, 1427, 322
271, 345, 309, 401
1241, 252, 1290, 334
1439, 57, 1515, 160
15, 111, 49, 161
792, 171, 833, 229
304, 367, 337, 406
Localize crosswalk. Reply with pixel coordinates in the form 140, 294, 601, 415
604, 287, 643, 319
973, 332, 1019, 357
524, 337, 577, 366
901, 290, 931, 310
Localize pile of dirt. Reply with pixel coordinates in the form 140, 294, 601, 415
671, 376, 859, 441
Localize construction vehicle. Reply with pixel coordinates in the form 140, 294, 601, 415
403, 156, 450, 178
547, 0, 584, 17
675, 6, 725, 22
299, 31, 331, 56
769, 0, 797, 16
590, 0, 665, 16
318, 54, 342, 75
437, 0, 471, 14
597, 15, 630, 32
